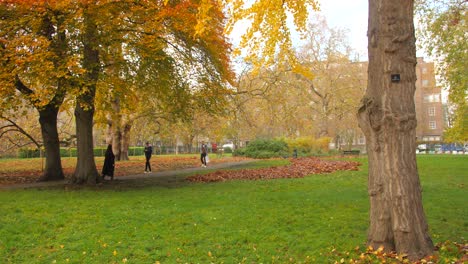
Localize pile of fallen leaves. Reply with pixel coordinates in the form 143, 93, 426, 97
187, 157, 361, 183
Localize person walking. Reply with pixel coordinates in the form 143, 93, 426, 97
102, 144, 115, 180
200, 141, 207, 167
144, 142, 153, 173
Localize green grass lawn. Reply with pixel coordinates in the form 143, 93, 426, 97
0, 155, 466, 263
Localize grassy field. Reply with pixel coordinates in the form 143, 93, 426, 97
0, 155, 466, 263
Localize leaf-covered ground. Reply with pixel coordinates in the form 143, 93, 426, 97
187, 157, 361, 182
0, 155, 247, 186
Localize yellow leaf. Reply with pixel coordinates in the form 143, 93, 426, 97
113, 250, 118, 256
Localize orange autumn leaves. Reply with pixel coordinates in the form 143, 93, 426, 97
187, 157, 361, 182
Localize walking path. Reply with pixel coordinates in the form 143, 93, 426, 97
0, 160, 255, 191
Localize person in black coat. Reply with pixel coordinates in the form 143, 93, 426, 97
102, 144, 115, 180
144, 142, 153, 173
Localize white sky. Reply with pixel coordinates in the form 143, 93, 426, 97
317, 0, 369, 58
318, 0, 429, 58
229, 0, 428, 63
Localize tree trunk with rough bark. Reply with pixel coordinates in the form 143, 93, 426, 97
72, 102, 99, 184
358, 0, 434, 259
38, 105, 64, 181
120, 122, 132, 161
72, 9, 100, 184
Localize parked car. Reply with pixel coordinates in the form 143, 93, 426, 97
222, 143, 235, 150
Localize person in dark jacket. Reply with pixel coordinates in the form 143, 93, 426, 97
102, 144, 115, 180
144, 142, 153, 173
200, 141, 207, 167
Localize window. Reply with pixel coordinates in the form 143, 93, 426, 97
428, 107, 435, 116
422, 80, 429, 87
358, 135, 366, 145
424, 94, 441, 103
429, 121, 437, 130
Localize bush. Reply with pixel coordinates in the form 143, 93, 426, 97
232, 148, 245, 157
18, 148, 41, 158
223, 147, 233, 153
60, 148, 78, 157
128, 147, 145, 156
285, 136, 331, 156
239, 138, 289, 159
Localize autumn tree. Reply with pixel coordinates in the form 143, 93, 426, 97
357, 0, 434, 258
296, 16, 366, 140
229, 65, 314, 139
416, 0, 467, 142
90, 0, 233, 164
0, 1, 78, 181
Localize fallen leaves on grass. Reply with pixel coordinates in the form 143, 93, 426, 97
328, 240, 467, 264
187, 157, 361, 183
0, 156, 247, 186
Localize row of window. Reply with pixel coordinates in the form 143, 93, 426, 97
424, 94, 441, 102
422, 136, 441, 142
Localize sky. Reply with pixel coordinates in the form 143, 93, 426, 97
318, 0, 428, 58
229, 0, 428, 63
318, 0, 369, 58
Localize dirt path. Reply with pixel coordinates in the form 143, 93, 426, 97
0, 160, 255, 191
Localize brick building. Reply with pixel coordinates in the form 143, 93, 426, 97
414, 57, 445, 143
337, 57, 445, 151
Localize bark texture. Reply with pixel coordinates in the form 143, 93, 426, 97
72, 10, 100, 184
38, 105, 64, 181
73, 103, 99, 184
358, 0, 434, 259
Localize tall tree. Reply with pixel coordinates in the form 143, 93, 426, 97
297, 16, 366, 139
0, 2, 75, 181
357, 0, 434, 259
72, 4, 100, 184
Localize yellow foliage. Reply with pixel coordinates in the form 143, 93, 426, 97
226, 0, 319, 72
286, 136, 331, 152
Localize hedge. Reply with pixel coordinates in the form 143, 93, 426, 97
18, 147, 146, 158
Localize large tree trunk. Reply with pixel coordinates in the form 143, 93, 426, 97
72, 9, 100, 184
120, 122, 132, 160
358, 0, 433, 259
107, 117, 132, 161
110, 98, 123, 160
72, 103, 99, 184
111, 124, 122, 160
37, 105, 64, 181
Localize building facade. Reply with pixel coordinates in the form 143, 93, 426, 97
338, 57, 445, 151
414, 57, 445, 143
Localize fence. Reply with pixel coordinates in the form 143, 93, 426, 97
6, 145, 215, 159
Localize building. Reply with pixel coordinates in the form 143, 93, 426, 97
338, 58, 445, 151
414, 57, 445, 143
